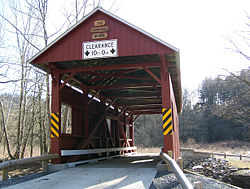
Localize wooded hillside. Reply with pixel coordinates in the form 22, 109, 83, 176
134, 68, 250, 147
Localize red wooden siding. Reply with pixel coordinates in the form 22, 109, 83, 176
33, 10, 175, 64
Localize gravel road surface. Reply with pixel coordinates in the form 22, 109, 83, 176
150, 170, 239, 189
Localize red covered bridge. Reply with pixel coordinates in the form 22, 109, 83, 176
29, 7, 182, 164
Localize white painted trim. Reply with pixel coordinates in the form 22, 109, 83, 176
61, 146, 137, 156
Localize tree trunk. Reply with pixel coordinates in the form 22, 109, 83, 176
30, 122, 34, 157
38, 78, 44, 156
14, 66, 24, 159
20, 122, 32, 159
0, 101, 13, 159
44, 73, 50, 154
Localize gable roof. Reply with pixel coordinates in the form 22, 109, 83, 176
29, 7, 182, 113
29, 7, 179, 63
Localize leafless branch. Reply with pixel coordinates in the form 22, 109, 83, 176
0, 15, 40, 51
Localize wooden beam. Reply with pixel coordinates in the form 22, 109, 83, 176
127, 105, 162, 111
67, 113, 107, 162
88, 90, 101, 104
132, 115, 140, 122
116, 101, 161, 107
118, 107, 127, 117
152, 84, 162, 94
125, 104, 162, 108
119, 124, 130, 147
48, 64, 56, 84
84, 72, 152, 81
77, 113, 107, 149
60, 72, 75, 90
105, 99, 117, 111
128, 108, 161, 113
143, 66, 161, 84
109, 93, 161, 100
59, 62, 161, 74
88, 82, 160, 90
133, 110, 161, 115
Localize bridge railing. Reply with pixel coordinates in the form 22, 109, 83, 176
0, 153, 59, 181
61, 146, 137, 156
160, 152, 195, 189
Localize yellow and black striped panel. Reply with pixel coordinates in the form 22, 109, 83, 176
162, 108, 173, 135
51, 112, 59, 138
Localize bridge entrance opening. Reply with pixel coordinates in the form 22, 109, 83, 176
29, 7, 182, 164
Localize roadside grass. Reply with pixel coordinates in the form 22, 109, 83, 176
0, 146, 41, 160
228, 159, 250, 174
181, 140, 250, 155
136, 147, 161, 154
136, 141, 250, 156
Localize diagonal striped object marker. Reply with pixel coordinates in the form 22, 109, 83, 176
162, 108, 173, 135
51, 112, 59, 138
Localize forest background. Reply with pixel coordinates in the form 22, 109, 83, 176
0, 0, 249, 160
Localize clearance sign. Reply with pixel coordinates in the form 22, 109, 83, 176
82, 39, 118, 59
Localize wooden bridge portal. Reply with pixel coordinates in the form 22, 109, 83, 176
29, 7, 182, 164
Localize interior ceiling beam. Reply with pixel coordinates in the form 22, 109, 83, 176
60, 72, 75, 90
126, 105, 162, 111
143, 66, 161, 84
111, 94, 161, 100
84, 72, 152, 81
120, 68, 142, 75
133, 110, 161, 115
127, 108, 161, 112
58, 62, 161, 74
117, 102, 162, 107
125, 104, 162, 108
88, 82, 160, 90
88, 89, 101, 104
117, 97, 160, 102
108, 87, 160, 92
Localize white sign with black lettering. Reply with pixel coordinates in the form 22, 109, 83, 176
82, 39, 118, 59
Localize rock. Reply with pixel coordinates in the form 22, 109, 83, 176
227, 174, 250, 188
192, 165, 203, 170
204, 167, 213, 177
187, 157, 250, 188
237, 167, 249, 171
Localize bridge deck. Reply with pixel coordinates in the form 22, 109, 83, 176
3, 153, 160, 189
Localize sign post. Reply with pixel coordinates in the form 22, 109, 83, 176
82, 39, 118, 60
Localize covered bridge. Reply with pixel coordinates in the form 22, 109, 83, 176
29, 7, 182, 163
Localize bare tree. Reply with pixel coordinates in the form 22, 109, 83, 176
1, 0, 39, 158
63, 0, 119, 27
226, 13, 250, 61
0, 101, 14, 159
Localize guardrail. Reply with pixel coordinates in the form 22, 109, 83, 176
160, 152, 194, 189
0, 153, 59, 181
212, 152, 250, 160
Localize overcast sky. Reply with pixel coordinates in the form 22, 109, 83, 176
111, 0, 249, 90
